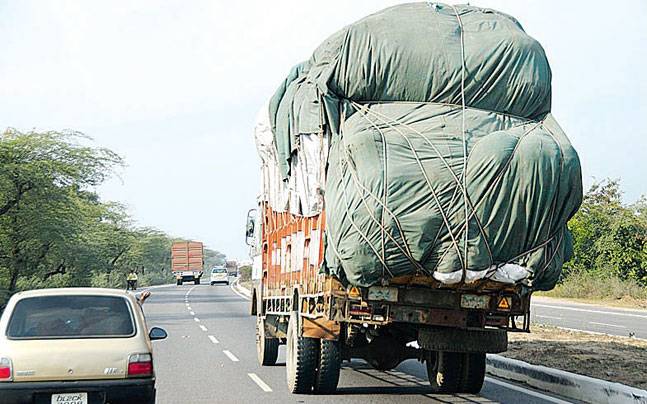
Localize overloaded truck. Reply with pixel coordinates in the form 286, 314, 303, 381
225, 260, 238, 277
247, 3, 582, 395
171, 241, 204, 285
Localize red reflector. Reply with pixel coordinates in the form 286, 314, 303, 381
0, 367, 11, 379
350, 305, 372, 315
127, 362, 152, 377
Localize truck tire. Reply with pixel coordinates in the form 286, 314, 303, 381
286, 311, 318, 394
425, 350, 463, 393
177, 279, 183, 286
195, 278, 201, 285
256, 316, 279, 366
313, 339, 341, 394
460, 352, 486, 393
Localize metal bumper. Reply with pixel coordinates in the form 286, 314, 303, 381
0, 377, 155, 404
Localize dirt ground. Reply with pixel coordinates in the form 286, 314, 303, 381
503, 323, 647, 390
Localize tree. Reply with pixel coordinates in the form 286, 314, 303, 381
565, 179, 647, 285
0, 128, 230, 307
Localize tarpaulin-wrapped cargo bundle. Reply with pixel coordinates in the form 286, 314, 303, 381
254, 2, 582, 291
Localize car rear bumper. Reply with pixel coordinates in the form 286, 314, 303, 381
0, 377, 155, 404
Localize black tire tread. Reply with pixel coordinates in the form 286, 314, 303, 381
313, 339, 341, 394
460, 352, 486, 393
287, 312, 318, 394
426, 351, 464, 394
257, 316, 279, 366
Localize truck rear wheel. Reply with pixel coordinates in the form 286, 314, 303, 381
286, 311, 318, 394
256, 316, 279, 366
460, 352, 486, 393
195, 278, 201, 285
177, 279, 182, 286
425, 351, 463, 393
313, 339, 341, 394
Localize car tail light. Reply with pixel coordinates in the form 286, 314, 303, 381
0, 357, 12, 381
127, 353, 153, 377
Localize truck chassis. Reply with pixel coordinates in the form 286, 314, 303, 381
249, 205, 531, 394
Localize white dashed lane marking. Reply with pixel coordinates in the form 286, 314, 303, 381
199, 325, 208, 332
208, 335, 219, 344
190, 311, 195, 316
194, 317, 200, 322
248, 373, 272, 392
223, 350, 239, 362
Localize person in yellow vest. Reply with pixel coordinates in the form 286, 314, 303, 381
126, 270, 138, 291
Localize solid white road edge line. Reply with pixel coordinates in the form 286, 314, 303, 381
485, 377, 570, 404
534, 303, 647, 319
208, 335, 219, 344
229, 280, 251, 301
551, 325, 646, 340
535, 315, 561, 320
223, 350, 239, 362
248, 373, 272, 392
589, 321, 626, 328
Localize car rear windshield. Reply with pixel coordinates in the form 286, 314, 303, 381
212, 268, 226, 273
6, 295, 135, 339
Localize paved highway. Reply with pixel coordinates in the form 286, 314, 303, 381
531, 296, 647, 339
142, 282, 574, 404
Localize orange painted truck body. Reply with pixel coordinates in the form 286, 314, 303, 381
171, 241, 204, 285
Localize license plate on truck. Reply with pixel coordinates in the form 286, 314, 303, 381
368, 286, 398, 302
460, 294, 490, 309
51, 392, 88, 404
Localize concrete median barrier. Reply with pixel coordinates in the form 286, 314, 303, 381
487, 354, 647, 404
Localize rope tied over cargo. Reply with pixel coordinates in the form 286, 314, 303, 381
449, 4, 470, 280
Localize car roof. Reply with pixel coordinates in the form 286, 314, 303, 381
11, 288, 134, 299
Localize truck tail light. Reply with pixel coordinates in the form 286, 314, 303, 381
127, 353, 153, 377
0, 357, 12, 381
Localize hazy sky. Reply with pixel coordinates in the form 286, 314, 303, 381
1, 1, 645, 259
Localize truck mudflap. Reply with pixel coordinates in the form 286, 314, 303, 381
418, 326, 508, 353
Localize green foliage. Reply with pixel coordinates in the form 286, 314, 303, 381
542, 270, 647, 304
0, 129, 224, 308
564, 179, 647, 289
238, 265, 251, 282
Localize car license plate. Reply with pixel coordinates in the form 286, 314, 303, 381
51, 392, 88, 404
368, 286, 398, 302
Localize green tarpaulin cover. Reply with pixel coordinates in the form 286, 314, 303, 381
267, 2, 582, 290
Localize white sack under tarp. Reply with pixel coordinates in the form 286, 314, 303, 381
432, 264, 531, 285
254, 104, 326, 217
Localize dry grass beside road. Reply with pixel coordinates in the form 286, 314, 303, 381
503, 323, 647, 389
537, 272, 647, 309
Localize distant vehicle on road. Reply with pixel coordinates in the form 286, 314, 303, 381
225, 260, 238, 277
210, 267, 229, 285
0, 288, 167, 404
171, 241, 204, 286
